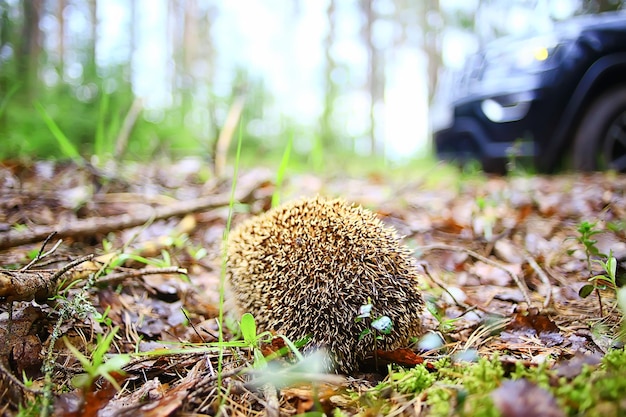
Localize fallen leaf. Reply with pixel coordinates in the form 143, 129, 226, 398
501, 311, 564, 347
491, 379, 565, 417
375, 348, 424, 367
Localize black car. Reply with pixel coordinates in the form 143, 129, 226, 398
432, 11, 626, 173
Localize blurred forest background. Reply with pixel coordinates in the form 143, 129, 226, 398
0, 0, 624, 172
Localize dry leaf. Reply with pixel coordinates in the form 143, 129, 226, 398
491, 379, 565, 417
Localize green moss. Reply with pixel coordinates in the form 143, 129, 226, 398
560, 349, 626, 417
391, 365, 436, 394
359, 350, 626, 416
427, 386, 455, 416
464, 357, 504, 393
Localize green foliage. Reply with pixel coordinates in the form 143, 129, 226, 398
35, 101, 84, 164
390, 365, 436, 394
64, 327, 130, 391
0, 83, 20, 118
355, 300, 393, 340
570, 220, 620, 316
16, 397, 44, 417
94, 91, 111, 158
586, 251, 620, 293
239, 312, 272, 367
426, 298, 459, 333
271, 131, 293, 208
360, 350, 626, 416
618, 288, 626, 343
355, 300, 394, 372
574, 220, 602, 260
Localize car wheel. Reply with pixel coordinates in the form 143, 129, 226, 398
573, 86, 626, 172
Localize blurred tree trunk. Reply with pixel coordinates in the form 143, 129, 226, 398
320, 0, 337, 148
56, 0, 66, 76
86, 0, 97, 81
167, 0, 177, 98
361, 0, 385, 155
197, 4, 218, 157
0, 0, 11, 135
167, 0, 199, 124
582, 0, 624, 12
128, 0, 136, 81
421, 0, 442, 103
18, 0, 43, 99
181, 0, 198, 122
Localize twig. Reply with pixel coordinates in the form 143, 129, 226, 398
0, 185, 257, 250
214, 95, 246, 178
418, 243, 533, 307
0, 360, 41, 408
50, 254, 95, 282
524, 254, 552, 309
96, 266, 188, 286
418, 261, 505, 317
114, 97, 143, 159
418, 261, 467, 308
20, 233, 61, 271
262, 383, 280, 417
0, 255, 96, 303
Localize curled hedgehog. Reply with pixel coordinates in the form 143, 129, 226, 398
225, 196, 424, 373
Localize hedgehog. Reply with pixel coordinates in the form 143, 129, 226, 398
225, 196, 424, 373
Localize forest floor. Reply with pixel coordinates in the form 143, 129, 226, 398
1, 159, 625, 417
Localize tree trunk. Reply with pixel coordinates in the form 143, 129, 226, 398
0, 0, 11, 136
361, 0, 385, 155
583, 0, 624, 12
181, 0, 198, 122
422, 0, 442, 104
320, 0, 337, 148
129, 0, 136, 80
56, 0, 66, 76
86, 0, 98, 81
18, 0, 43, 99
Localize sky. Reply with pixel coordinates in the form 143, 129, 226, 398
94, 0, 582, 160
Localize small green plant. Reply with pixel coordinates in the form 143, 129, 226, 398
473, 196, 497, 241
355, 299, 393, 370
356, 302, 393, 340
16, 397, 44, 417
63, 326, 130, 391
580, 251, 619, 297
101, 238, 114, 253
505, 140, 523, 174
217, 313, 310, 368
12, 224, 28, 232
426, 299, 459, 333
21, 371, 34, 388
574, 221, 602, 267
93, 305, 113, 327
236, 312, 273, 367
113, 251, 173, 268
618, 287, 626, 343
570, 221, 615, 316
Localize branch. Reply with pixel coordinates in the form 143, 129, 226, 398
418, 243, 533, 307
0, 186, 256, 251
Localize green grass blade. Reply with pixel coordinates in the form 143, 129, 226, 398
35, 101, 83, 164
94, 91, 110, 159
0, 83, 21, 118
272, 130, 293, 207
218, 109, 245, 392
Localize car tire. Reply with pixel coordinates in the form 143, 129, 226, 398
572, 86, 626, 172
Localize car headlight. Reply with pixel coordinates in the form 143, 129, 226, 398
481, 35, 560, 80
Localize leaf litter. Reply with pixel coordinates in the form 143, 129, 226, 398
0, 160, 625, 416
